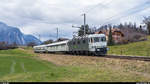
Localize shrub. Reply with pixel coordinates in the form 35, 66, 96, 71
0, 42, 18, 50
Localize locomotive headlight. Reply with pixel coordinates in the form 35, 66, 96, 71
97, 49, 100, 51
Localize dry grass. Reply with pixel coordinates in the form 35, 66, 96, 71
39, 53, 150, 78
23, 48, 150, 82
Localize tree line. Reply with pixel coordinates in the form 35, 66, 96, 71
108, 16, 150, 45
0, 42, 18, 50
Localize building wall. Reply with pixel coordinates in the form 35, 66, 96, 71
95, 29, 124, 44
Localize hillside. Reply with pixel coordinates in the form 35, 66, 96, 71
108, 36, 150, 56
0, 22, 41, 45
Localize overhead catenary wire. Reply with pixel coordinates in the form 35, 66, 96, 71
101, 0, 150, 26
37, 0, 150, 40
77, 0, 150, 28
72, 0, 114, 36
71, 0, 114, 27
84, 0, 113, 14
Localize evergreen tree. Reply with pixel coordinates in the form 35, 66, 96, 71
108, 25, 114, 46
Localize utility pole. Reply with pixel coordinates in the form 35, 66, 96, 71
56, 28, 59, 40
72, 13, 86, 37
83, 13, 86, 36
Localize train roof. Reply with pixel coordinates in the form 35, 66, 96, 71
73, 34, 106, 39
47, 40, 69, 47
33, 44, 47, 48
88, 34, 106, 38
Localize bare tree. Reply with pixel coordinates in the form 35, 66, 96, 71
143, 16, 150, 35
42, 39, 54, 44
56, 38, 69, 42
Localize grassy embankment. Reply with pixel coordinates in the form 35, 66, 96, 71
108, 36, 150, 56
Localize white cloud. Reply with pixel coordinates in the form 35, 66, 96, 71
0, 0, 149, 41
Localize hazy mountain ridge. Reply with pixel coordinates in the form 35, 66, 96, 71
0, 22, 41, 45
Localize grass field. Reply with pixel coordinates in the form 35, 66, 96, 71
0, 49, 82, 82
0, 48, 150, 82
108, 36, 150, 56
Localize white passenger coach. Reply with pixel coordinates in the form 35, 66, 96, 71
33, 44, 47, 53
46, 40, 69, 52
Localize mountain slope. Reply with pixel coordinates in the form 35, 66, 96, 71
24, 35, 41, 45
0, 22, 41, 45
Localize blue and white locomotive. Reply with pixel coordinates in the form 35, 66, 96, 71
33, 34, 108, 56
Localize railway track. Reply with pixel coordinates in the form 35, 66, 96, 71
99, 55, 150, 62
65, 53, 150, 62
38, 52, 150, 62
60, 53, 150, 62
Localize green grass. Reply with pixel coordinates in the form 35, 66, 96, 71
108, 36, 150, 56
0, 49, 53, 78
0, 49, 69, 81
0, 47, 150, 81
0, 49, 90, 82
0, 49, 32, 57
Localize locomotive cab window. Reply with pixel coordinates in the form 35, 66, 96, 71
89, 38, 91, 43
94, 37, 100, 42
91, 38, 94, 43
101, 37, 106, 42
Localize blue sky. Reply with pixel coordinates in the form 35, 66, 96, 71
0, 0, 150, 41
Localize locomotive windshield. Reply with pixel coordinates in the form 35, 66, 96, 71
94, 37, 99, 42
101, 37, 106, 42
93, 37, 106, 42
